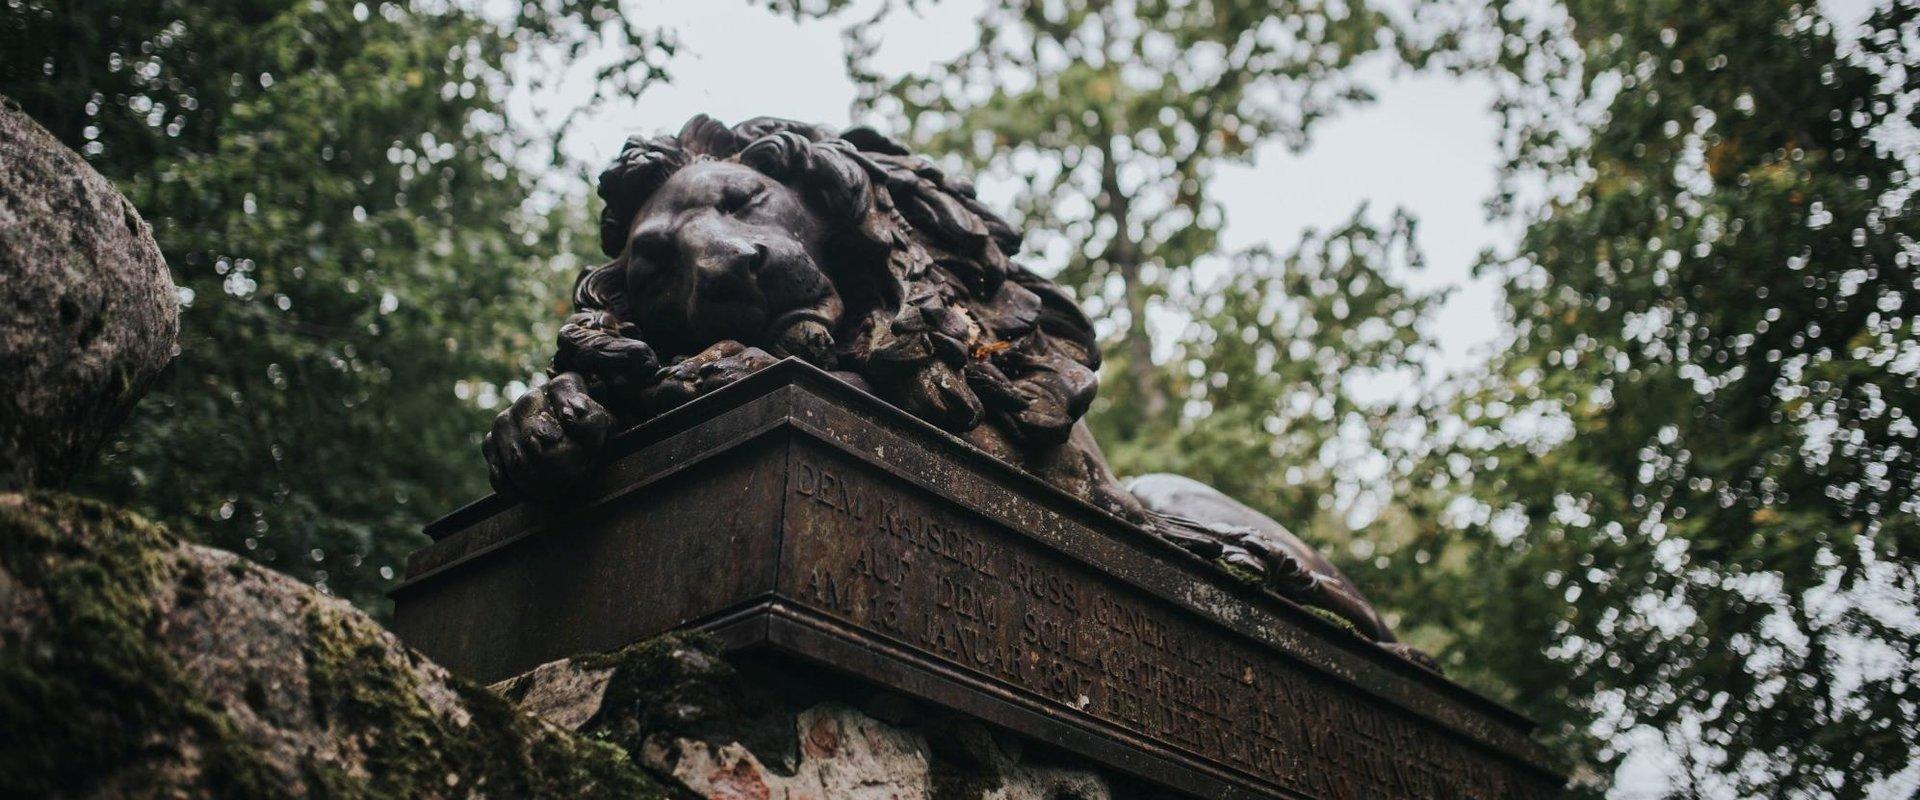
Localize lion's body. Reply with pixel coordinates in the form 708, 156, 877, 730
494, 115, 1414, 658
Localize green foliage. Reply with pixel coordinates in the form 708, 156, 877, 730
0, 0, 663, 613
1378, 0, 1920, 794
862, 1, 1920, 794
0, 493, 280, 798
849, 0, 1404, 438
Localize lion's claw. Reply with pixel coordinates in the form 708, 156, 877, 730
639, 340, 778, 415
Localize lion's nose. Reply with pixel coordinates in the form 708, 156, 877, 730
694, 239, 761, 276
678, 213, 759, 266
692, 240, 764, 300
727, 242, 768, 274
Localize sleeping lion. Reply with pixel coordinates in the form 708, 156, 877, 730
482, 115, 1431, 668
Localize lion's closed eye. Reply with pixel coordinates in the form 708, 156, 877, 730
721, 184, 767, 215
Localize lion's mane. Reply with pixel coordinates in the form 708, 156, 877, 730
574, 115, 1101, 446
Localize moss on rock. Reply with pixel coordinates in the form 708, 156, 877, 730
576, 632, 749, 744
0, 492, 279, 797
0, 492, 670, 798
1303, 604, 1364, 636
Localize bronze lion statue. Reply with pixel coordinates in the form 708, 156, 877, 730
483, 115, 1430, 668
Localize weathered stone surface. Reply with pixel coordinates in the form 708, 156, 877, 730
498, 640, 1122, 800
643, 704, 1118, 800
0, 492, 669, 799
0, 102, 178, 489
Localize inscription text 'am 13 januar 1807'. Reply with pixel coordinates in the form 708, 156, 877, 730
784, 453, 1545, 800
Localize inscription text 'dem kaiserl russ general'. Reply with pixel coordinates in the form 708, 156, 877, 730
784, 454, 1547, 800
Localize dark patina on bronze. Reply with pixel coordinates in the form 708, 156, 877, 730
396, 360, 1565, 800
479, 116, 1421, 655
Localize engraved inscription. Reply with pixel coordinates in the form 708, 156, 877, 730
788, 457, 1551, 800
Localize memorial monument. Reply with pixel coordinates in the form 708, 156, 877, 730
393, 115, 1566, 798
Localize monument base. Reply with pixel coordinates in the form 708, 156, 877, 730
393, 360, 1563, 799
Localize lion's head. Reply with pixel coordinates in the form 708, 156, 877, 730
572, 114, 1101, 446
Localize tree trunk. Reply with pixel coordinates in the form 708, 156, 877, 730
1098, 134, 1167, 423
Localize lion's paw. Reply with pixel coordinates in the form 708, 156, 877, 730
641, 341, 778, 413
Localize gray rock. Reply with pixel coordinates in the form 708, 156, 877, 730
0, 101, 178, 489
0, 492, 671, 798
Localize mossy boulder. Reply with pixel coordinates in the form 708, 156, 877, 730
0, 492, 669, 798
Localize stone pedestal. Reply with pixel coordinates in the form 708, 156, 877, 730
393, 360, 1564, 799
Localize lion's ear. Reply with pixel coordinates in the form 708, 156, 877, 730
739, 133, 875, 227
678, 114, 743, 157
841, 126, 911, 156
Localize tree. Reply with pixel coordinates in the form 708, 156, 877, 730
847, 0, 1403, 442
0, 0, 672, 613
1384, 0, 1920, 794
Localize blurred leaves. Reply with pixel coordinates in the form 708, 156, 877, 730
1108, 209, 1441, 542
1372, 0, 1920, 794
